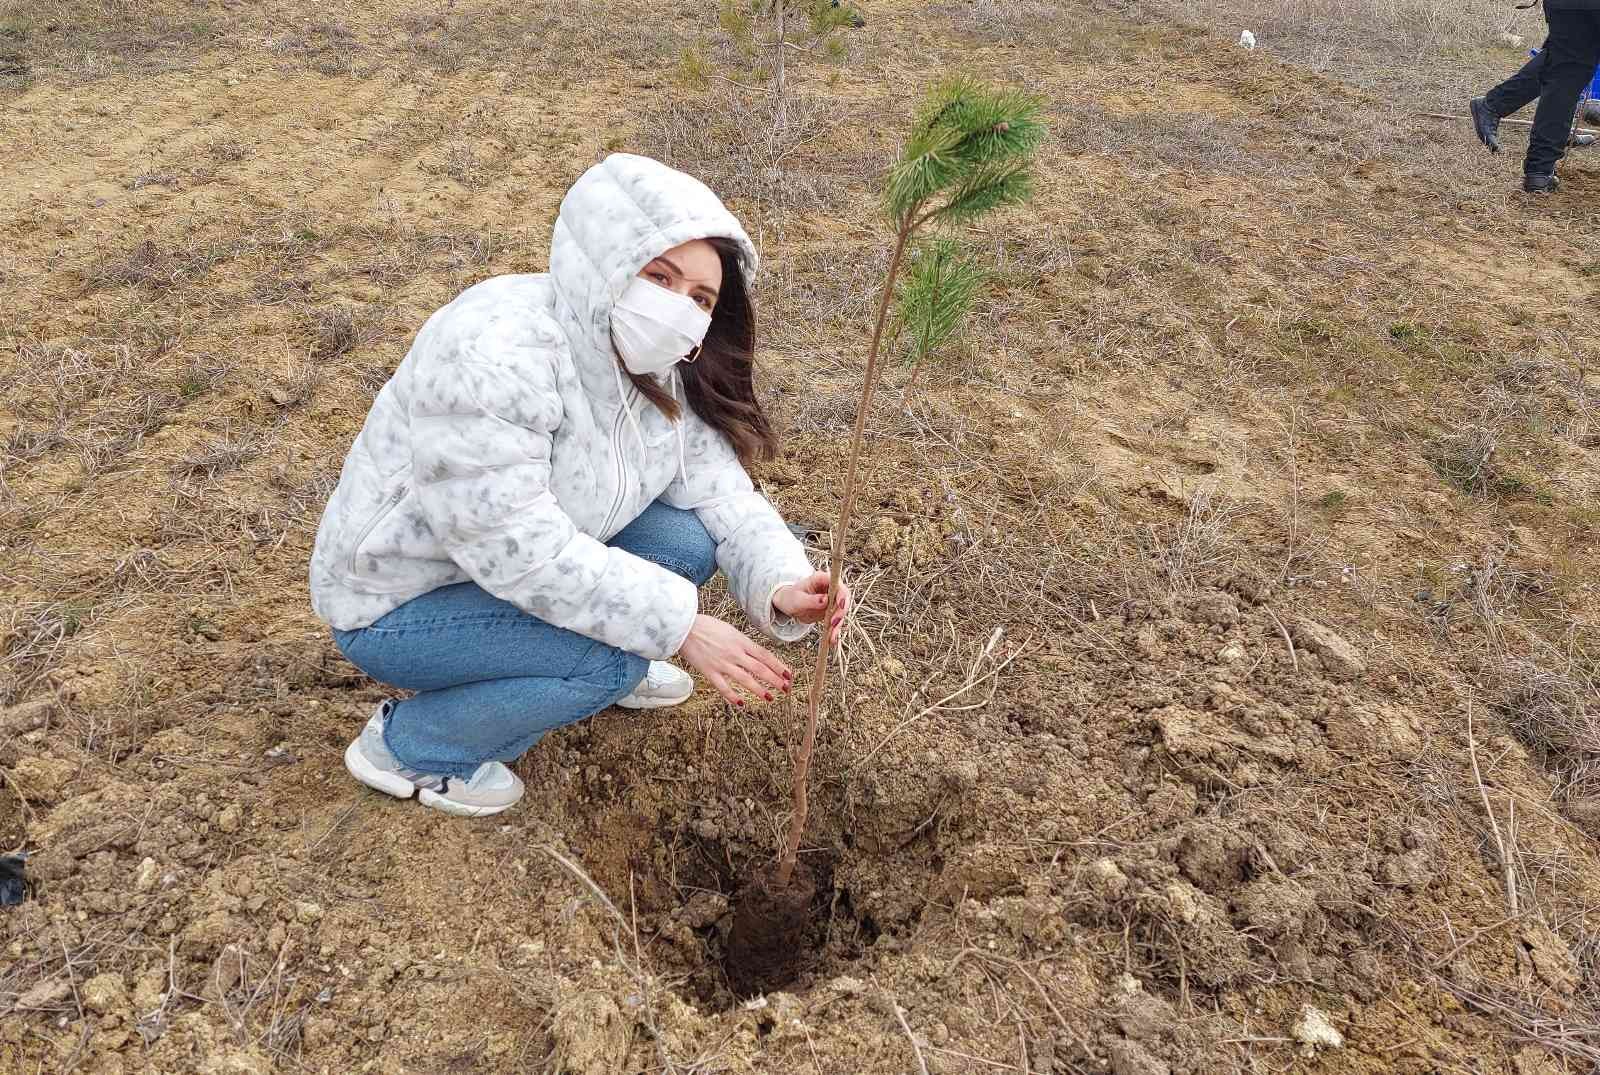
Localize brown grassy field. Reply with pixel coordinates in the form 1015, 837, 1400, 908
3, 0, 1600, 1072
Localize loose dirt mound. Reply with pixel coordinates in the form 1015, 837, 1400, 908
4, 1, 1600, 1072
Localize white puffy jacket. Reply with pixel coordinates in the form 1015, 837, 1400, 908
309, 154, 815, 660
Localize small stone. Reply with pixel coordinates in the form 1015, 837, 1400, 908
1292, 1005, 1344, 1049
217, 806, 240, 834
82, 972, 129, 1016
15, 977, 71, 1010
294, 900, 323, 924
135, 858, 159, 893
828, 975, 868, 995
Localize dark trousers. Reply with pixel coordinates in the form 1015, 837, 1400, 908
1526, 4, 1600, 176
1485, 40, 1549, 118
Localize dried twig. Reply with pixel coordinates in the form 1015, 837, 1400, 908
1265, 608, 1299, 674
877, 981, 930, 1075
1468, 695, 1519, 916
849, 634, 1029, 774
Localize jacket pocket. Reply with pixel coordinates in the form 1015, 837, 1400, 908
346, 484, 408, 578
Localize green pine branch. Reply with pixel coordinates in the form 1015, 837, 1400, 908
893, 238, 988, 369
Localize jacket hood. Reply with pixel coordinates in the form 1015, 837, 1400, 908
550, 154, 759, 380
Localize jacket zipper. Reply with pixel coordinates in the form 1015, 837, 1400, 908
347, 484, 407, 576
598, 388, 633, 536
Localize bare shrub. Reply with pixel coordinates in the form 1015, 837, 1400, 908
174, 427, 270, 480
1424, 425, 1539, 499
1495, 658, 1600, 800
304, 305, 369, 362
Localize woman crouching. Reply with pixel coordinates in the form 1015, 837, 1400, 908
309, 154, 850, 816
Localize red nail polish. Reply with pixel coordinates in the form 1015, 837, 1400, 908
735, 699, 744, 707
764, 692, 774, 701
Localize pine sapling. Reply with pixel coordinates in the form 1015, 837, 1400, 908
726, 76, 1045, 995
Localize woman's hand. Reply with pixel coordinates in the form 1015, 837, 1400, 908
773, 572, 852, 647
677, 614, 792, 708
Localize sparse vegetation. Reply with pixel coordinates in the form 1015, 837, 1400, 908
4, 0, 1600, 1072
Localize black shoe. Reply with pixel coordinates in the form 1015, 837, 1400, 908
1471, 97, 1502, 154
1523, 173, 1560, 194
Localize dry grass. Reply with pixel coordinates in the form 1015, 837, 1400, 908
73, 390, 183, 478
2, 600, 92, 705
1496, 656, 1600, 799
84, 237, 235, 295
173, 425, 271, 481
303, 305, 371, 363
1143, 487, 1248, 595
635, 85, 870, 222
1148, 0, 1522, 104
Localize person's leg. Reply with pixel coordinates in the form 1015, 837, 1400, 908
603, 500, 717, 708
607, 499, 717, 585
1526, 7, 1600, 180
335, 583, 648, 777
1485, 43, 1548, 117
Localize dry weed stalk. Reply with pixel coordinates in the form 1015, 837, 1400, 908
541, 845, 681, 1074
1468, 695, 1519, 916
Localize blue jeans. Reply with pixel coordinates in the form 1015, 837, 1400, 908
332, 500, 716, 778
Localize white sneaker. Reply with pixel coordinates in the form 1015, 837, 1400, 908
616, 661, 694, 710
343, 703, 524, 817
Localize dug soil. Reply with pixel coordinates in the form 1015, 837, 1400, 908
3, 1, 1599, 1073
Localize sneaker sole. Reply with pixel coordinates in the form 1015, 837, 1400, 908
614, 685, 694, 710
344, 739, 519, 818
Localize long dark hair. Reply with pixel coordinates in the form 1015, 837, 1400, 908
624, 236, 777, 465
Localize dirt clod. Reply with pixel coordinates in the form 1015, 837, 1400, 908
1106, 1036, 1171, 1075
550, 991, 629, 1075
7, 756, 77, 804
83, 972, 130, 1017
1289, 618, 1366, 680
1291, 1006, 1344, 1050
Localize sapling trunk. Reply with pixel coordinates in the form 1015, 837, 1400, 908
775, 0, 787, 130
776, 223, 912, 888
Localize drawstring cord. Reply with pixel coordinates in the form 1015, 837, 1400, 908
610, 359, 689, 488
610, 356, 648, 459
672, 367, 688, 488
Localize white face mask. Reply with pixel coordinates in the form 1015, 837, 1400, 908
611, 276, 713, 377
